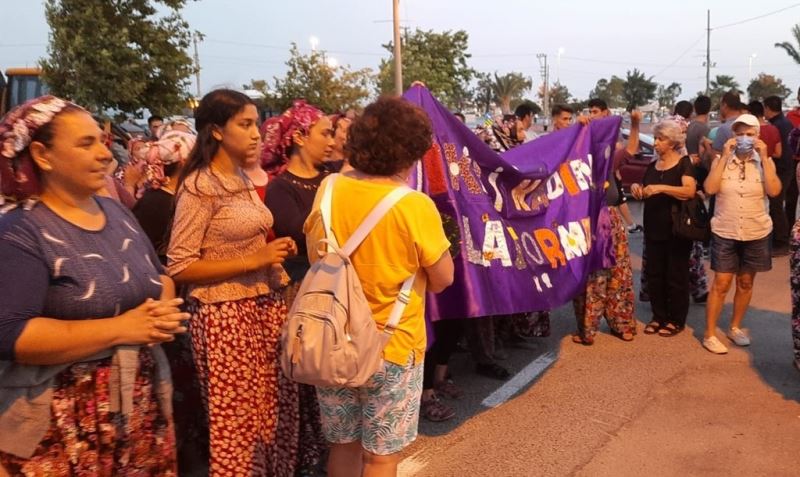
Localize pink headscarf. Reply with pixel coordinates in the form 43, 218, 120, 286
260, 100, 324, 177
0, 95, 86, 202
129, 129, 196, 189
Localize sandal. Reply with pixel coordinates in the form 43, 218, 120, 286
610, 329, 635, 342
434, 380, 464, 400
421, 395, 456, 422
475, 362, 511, 380
571, 333, 594, 346
643, 321, 661, 334
658, 323, 684, 337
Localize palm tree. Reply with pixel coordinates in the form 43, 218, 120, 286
490, 72, 532, 114
775, 24, 800, 65
710, 74, 740, 92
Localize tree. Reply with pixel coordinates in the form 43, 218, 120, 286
774, 24, 800, 65
538, 81, 572, 106
747, 73, 792, 101
702, 74, 741, 110
656, 82, 682, 109
490, 72, 532, 114
473, 72, 494, 113
378, 29, 475, 109
622, 69, 657, 110
41, 0, 195, 115
270, 44, 373, 113
588, 76, 625, 108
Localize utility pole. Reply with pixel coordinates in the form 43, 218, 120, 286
392, 0, 403, 96
705, 10, 711, 96
193, 31, 204, 98
537, 53, 549, 122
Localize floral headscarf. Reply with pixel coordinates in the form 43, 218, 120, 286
0, 95, 86, 202
129, 129, 196, 189
260, 100, 324, 176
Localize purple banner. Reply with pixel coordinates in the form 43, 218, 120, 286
403, 86, 621, 320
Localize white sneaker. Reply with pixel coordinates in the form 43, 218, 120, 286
702, 336, 729, 354
726, 327, 750, 347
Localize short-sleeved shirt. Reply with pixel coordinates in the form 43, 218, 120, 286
642, 156, 695, 241
759, 122, 781, 159
304, 175, 451, 366
0, 198, 164, 360
167, 169, 276, 304
686, 120, 710, 155
768, 113, 794, 171
710, 153, 772, 241
712, 119, 735, 153
265, 170, 327, 283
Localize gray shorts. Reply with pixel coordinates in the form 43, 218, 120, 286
710, 233, 772, 274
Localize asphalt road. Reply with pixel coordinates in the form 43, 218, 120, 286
400, 201, 800, 477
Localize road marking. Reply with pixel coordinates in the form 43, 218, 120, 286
481, 351, 557, 408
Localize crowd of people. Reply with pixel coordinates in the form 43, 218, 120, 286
0, 83, 798, 477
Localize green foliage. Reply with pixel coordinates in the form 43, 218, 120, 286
774, 24, 800, 65
622, 69, 657, 110
377, 29, 475, 109
746, 73, 792, 101
40, 0, 195, 115
538, 81, 572, 106
701, 75, 741, 110
269, 44, 373, 113
656, 82, 682, 109
589, 76, 626, 108
489, 72, 532, 114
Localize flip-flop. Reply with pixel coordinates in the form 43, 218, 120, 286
658, 323, 684, 337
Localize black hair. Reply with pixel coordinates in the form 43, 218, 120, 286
748, 100, 765, 117
764, 95, 782, 113
673, 100, 693, 120
587, 98, 608, 110
720, 91, 741, 110
177, 89, 255, 190
514, 104, 535, 119
148, 115, 164, 126
693, 95, 711, 115
453, 112, 466, 122
551, 104, 574, 117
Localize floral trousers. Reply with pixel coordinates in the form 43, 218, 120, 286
790, 220, 800, 363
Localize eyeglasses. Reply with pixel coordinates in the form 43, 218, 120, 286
727, 159, 746, 181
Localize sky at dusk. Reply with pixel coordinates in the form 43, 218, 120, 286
2, 0, 799, 105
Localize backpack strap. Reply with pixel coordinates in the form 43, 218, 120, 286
383, 273, 416, 333
340, 186, 413, 257
320, 174, 339, 249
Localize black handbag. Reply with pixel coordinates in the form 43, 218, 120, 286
671, 196, 711, 242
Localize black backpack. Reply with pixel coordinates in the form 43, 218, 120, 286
671, 196, 711, 242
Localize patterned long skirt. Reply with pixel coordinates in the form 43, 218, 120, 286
190, 293, 299, 477
283, 282, 326, 474
0, 350, 177, 476
790, 220, 800, 364
574, 207, 636, 339
640, 239, 708, 302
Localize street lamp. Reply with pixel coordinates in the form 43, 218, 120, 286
326, 57, 339, 69
309, 36, 320, 51
557, 47, 565, 83
748, 53, 757, 81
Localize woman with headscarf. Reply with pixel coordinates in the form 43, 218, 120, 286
322, 114, 351, 173
167, 89, 300, 476
0, 96, 185, 474
262, 100, 333, 475
631, 118, 697, 337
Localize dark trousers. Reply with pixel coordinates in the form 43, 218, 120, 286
769, 166, 793, 250
467, 316, 497, 365
423, 318, 465, 389
645, 237, 692, 328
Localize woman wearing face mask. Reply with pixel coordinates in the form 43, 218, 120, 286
630, 118, 697, 337
167, 89, 301, 475
262, 100, 334, 475
701, 114, 782, 354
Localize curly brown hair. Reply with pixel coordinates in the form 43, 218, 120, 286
346, 96, 432, 176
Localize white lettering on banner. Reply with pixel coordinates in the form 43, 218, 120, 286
487, 166, 504, 212
482, 220, 512, 267
569, 158, 593, 191
462, 216, 489, 266
557, 221, 589, 260
532, 273, 553, 292
546, 173, 565, 200
520, 231, 545, 266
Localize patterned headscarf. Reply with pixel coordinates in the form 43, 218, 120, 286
0, 95, 86, 202
129, 129, 196, 189
260, 100, 324, 176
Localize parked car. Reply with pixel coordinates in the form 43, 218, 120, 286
617, 128, 655, 193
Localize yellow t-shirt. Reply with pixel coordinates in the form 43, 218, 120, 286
304, 174, 450, 366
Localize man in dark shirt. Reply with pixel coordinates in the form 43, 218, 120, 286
765, 95, 795, 255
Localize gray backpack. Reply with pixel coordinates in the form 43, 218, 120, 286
281, 175, 416, 387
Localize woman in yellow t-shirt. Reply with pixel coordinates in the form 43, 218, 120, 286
304, 96, 454, 477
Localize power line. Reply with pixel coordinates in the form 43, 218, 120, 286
712, 3, 800, 30
653, 35, 705, 78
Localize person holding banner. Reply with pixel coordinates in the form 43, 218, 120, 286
631, 119, 697, 337
304, 96, 454, 477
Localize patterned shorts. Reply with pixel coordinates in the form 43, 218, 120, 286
316, 358, 423, 455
